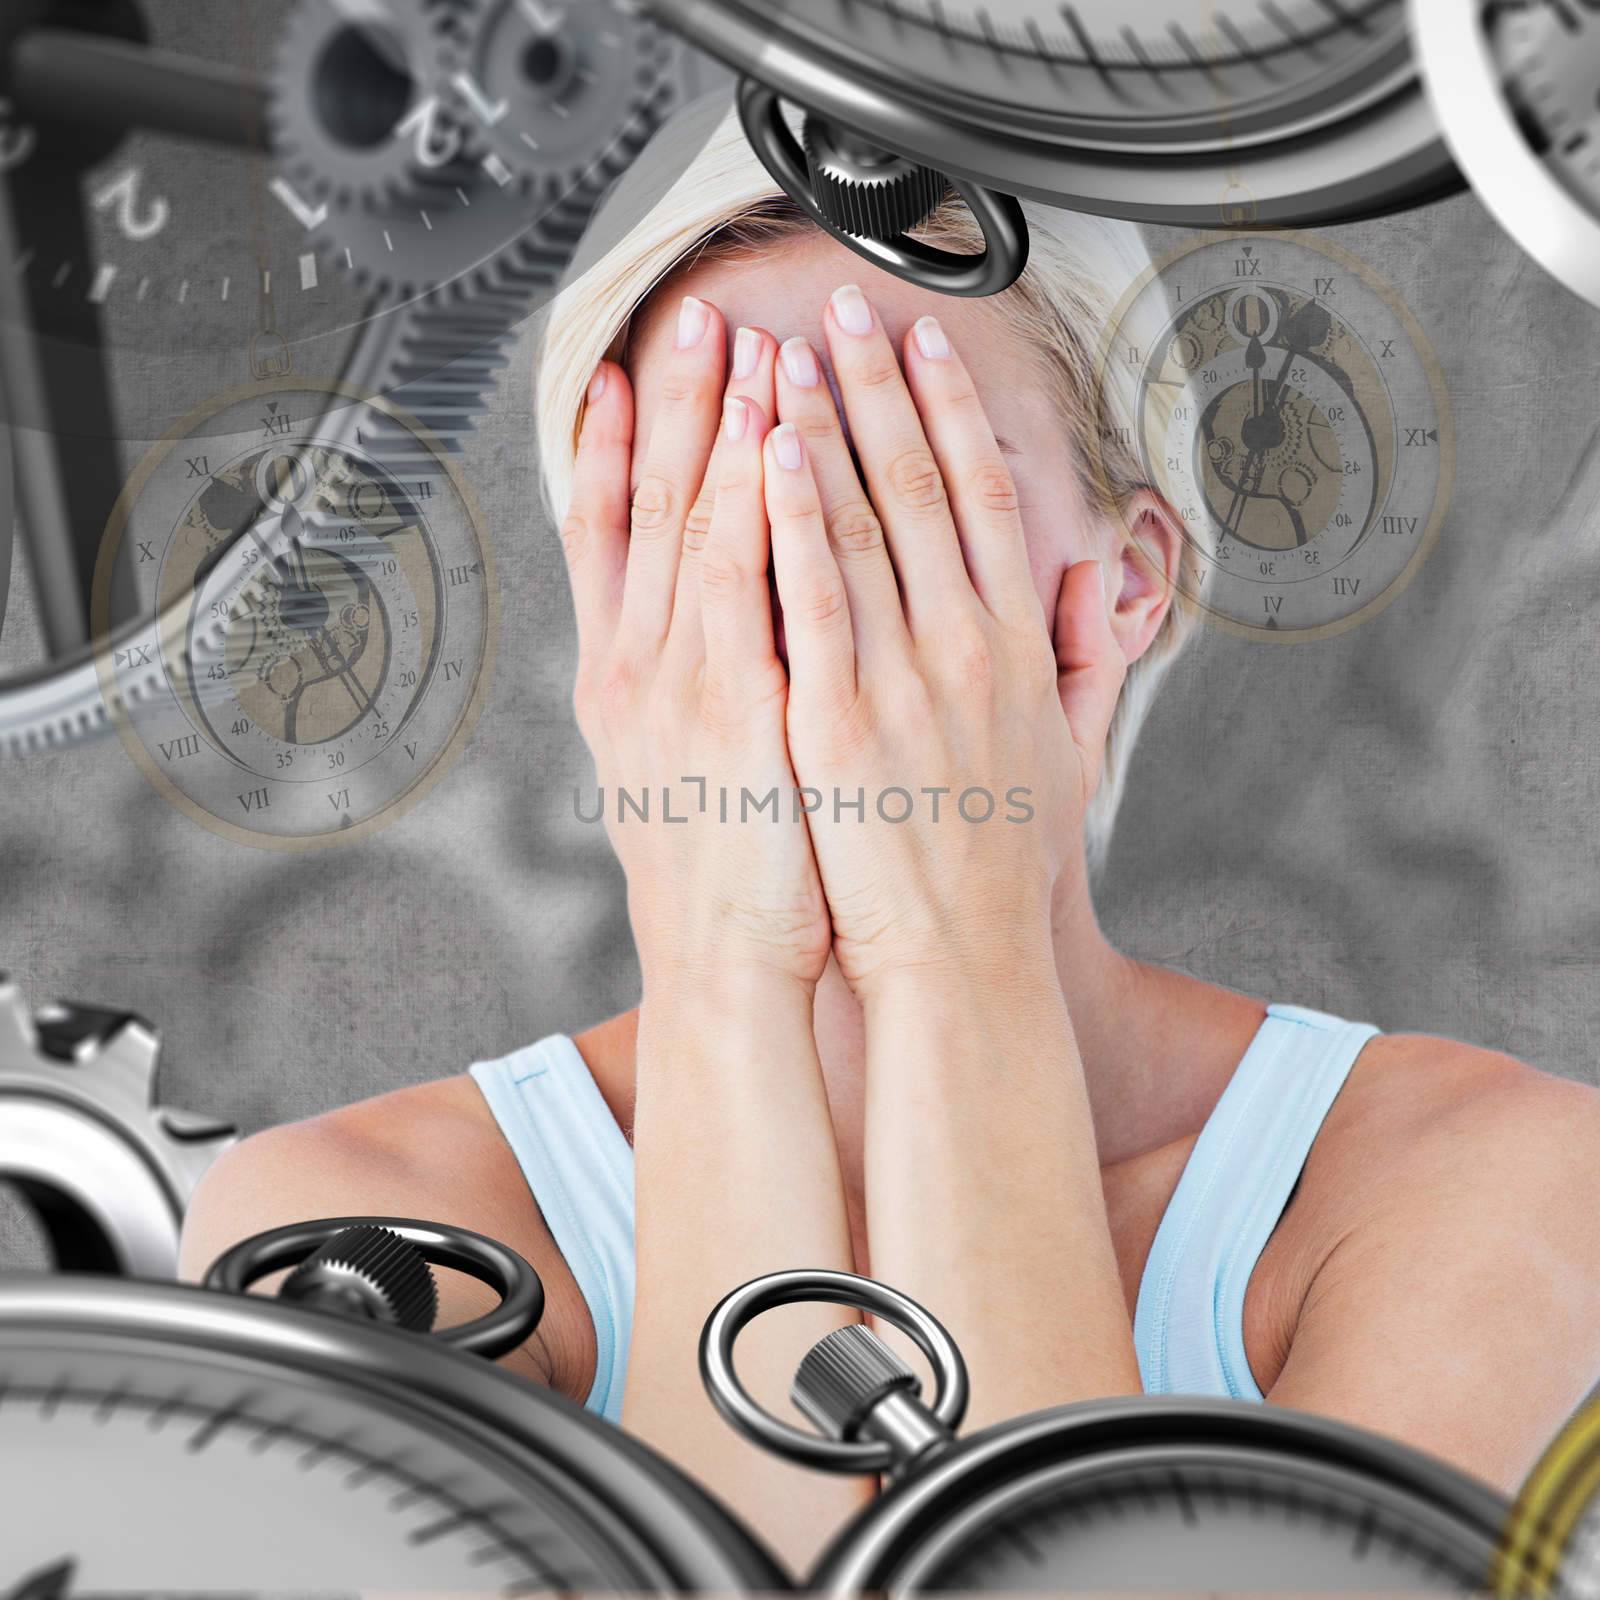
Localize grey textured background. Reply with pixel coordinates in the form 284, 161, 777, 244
4, 116, 1600, 1265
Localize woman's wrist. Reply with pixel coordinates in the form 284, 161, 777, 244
639, 960, 817, 1050
849, 901, 1062, 1016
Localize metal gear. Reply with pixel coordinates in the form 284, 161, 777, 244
0, 974, 237, 1278
268, 0, 482, 214
431, 0, 679, 198
0, 15, 720, 756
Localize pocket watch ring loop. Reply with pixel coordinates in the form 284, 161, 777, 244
204, 1213, 544, 1360
735, 79, 1029, 299
699, 1267, 970, 1473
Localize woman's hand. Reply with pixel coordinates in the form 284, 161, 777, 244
561, 298, 830, 994
564, 303, 869, 1566
763, 285, 1126, 1000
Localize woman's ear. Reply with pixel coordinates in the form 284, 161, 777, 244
1105, 491, 1183, 667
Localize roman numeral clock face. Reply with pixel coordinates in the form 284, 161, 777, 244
1097, 232, 1453, 641
92, 382, 496, 847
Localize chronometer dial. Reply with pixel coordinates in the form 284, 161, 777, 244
647, 0, 1453, 225
1099, 231, 1452, 640
906, 1449, 1497, 1592
94, 379, 495, 847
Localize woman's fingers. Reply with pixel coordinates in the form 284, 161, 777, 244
775, 335, 910, 669
765, 422, 857, 701
668, 325, 778, 668
560, 362, 635, 661
901, 315, 1040, 628
821, 285, 976, 627
1053, 559, 1128, 793
618, 294, 727, 651
699, 395, 781, 703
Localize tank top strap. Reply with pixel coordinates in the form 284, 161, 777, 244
1133, 1002, 1379, 1401
469, 1036, 634, 1424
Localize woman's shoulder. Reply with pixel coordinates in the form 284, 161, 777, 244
1293, 1028, 1600, 1259
1331, 1030, 1600, 1182
1247, 1031, 1600, 1485
1260, 1032, 1600, 1394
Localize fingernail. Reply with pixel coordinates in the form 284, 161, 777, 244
588, 366, 608, 403
1095, 560, 1109, 600
773, 423, 804, 471
733, 326, 761, 380
914, 316, 951, 361
723, 396, 749, 442
830, 284, 874, 337
676, 295, 710, 348
781, 337, 821, 388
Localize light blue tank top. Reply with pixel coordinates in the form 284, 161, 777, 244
470, 1001, 1377, 1425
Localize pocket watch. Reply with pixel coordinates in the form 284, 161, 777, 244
0, 1216, 788, 1593
1412, 0, 1600, 314
0, 0, 719, 755
702, 1269, 1536, 1594
91, 377, 497, 847
1097, 230, 1453, 640
643, 0, 1459, 294
1495, 1391, 1600, 1600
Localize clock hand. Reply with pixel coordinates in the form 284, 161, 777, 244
0, 139, 133, 658
306, 622, 381, 725
4, 28, 268, 149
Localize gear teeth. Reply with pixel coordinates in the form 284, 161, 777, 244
804, 120, 949, 244
0, 981, 238, 1277
268, 0, 490, 218
282, 1223, 439, 1333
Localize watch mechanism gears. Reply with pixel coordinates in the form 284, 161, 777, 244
0, 974, 237, 1279
92, 379, 498, 848
267, 0, 687, 305
0, 1, 718, 762
269, 0, 482, 214
1096, 230, 1453, 641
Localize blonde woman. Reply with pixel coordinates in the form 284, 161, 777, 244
182, 112, 1600, 1574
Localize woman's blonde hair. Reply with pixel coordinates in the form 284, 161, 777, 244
536, 102, 1199, 870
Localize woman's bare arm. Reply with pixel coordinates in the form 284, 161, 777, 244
559, 314, 872, 1571
764, 290, 1143, 1423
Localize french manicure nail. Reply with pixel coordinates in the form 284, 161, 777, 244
781, 337, 821, 388
773, 423, 804, 471
723, 396, 749, 442
677, 295, 710, 348
914, 316, 951, 361
588, 366, 608, 403
831, 284, 874, 337
733, 326, 761, 380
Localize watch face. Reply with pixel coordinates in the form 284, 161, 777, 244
753, 0, 1404, 114
1097, 230, 1453, 641
0, 0, 701, 430
93, 379, 495, 848
649, 0, 1451, 223
893, 1448, 1499, 1592
1412, 0, 1600, 313
0, 1288, 670, 1591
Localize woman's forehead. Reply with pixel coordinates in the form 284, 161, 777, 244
632, 233, 1023, 384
